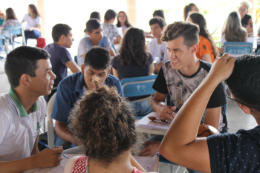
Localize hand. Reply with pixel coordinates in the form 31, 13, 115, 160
139, 141, 160, 156
159, 105, 176, 120
35, 147, 63, 168
209, 53, 235, 83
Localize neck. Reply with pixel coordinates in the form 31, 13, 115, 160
156, 36, 162, 44
13, 86, 39, 114
179, 56, 200, 76
120, 22, 125, 26
88, 151, 133, 173
30, 13, 35, 18
250, 111, 260, 125
89, 37, 99, 46
104, 20, 113, 24
54, 42, 64, 47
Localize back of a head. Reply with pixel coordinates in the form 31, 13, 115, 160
119, 27, 148, 67
85, 19, 100, 33
90, 11, 100, 20
52, 24, 71, 42
104, 9, 117, 21
5, 46, 50, 88
184, 3, 196, 21
161, 21, 199, 48
222, 11, 247, 42
69, 81, 136, 164
84, 47, 110, 70
29, 4, 40, 16
6, 8, 17, 20
226, 55, 260, 112
149, 16, 166, 29
153, 10, 165, 19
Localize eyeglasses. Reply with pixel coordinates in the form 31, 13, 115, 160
118, 15, 126, 18
239, 7, 247, 13
225, 93, 251, 108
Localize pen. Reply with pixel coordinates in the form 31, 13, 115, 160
147, 152, 159, 171
38, 141, 69, 159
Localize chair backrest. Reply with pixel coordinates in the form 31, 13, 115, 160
0, 19, 4, 25
224, 42, 253, 57
0, 35, 5, 46
5, 26, 23, 36
121, 75, 157, 97
46, 92, 57, 148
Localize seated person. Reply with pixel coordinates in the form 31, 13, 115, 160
187, 13, 219, 63
112, 27, 154, 116
102, 9, 121, 45
0, 46, 63, 172
140, 22, 226, 173
153, 10, 165, 20
148, 17, 168, 73
2, 8, 21, 30
159, 54, 260, 172
238, 0, 253, 36
52, 47, 123, 149
44, 24, 80, 102
183, 3, 199, 21
84, 11, 101, 37
116, 11, 132, 36
22, 4, 41, 44
64, 81, 146, 173
78, 19, 115, 67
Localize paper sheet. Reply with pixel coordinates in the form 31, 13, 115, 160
134, 156, 159, 172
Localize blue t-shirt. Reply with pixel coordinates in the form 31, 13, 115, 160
51, 72, 123, 123
44, 43, 72, 87
207, 125, 260, 172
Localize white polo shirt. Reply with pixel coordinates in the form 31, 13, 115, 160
148, 38, 169, 63
23, 14, 41, 30
0, 88, 46, 161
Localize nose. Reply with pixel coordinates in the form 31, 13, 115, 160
51, 71, 56, 80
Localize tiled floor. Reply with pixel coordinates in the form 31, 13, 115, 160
0, 57, 257, 173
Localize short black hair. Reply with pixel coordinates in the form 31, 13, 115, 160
52, 24, 72, 42
85, 19, 101, 33
5, 46, 50, 88
84, 47, 110, 70
226, 55, 260, 112
149, 17, 166, 29
104, 9, 117, 21
153, 10, 165, 19
90, 11, 100, 19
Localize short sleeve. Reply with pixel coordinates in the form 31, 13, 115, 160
51, 83, 73, 122
198, 39, 211, 57
147, 42, 155, 60
60, 48, 72, 65
37, 16, 42, 26
22, 14, 27, 22
105, 37, 112, 51
112, 56, 119, 70
0, 111, 10, 144
152, 66, 168, 94
206, 82, 226, 108
113, 25, 120, 37
78, 38, 89, 58
37, 96, 47, 128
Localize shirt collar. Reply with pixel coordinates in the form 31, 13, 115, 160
9, 87, 38, 117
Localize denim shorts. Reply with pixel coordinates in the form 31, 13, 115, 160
130, 96, 153, 117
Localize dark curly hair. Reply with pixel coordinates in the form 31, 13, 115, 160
69, 80, 137, 165
118, 27, 149, 67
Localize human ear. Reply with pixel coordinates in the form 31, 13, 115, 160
20, 74, 31, 86
240, 104, 251, 114
106, 68, 111, 78
191, 44, 198, 54
81, 65, 85, 74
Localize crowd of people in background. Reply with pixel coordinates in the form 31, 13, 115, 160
1, 0, 260, 173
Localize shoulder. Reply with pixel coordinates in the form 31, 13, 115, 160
0, 93, 13, 117
64, 156, 86, 173
23, 14, 30, 18
59, 72, 82, 89
37, 96, 47, 110
199, 60, 211, 72
199, 36, 210, 44
245, 14, 252, 19
106, 74, 120, 84
148, 38, 156, 46
79, 38, 88, 46
162, 60, 171, 69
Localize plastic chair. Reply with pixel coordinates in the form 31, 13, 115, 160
5, 26, 26, 49
224, 42, 253, 57
0, 19, 4, 25
0, 35, 8, 54
46, 92, 57, 148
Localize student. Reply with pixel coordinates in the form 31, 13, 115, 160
116, 11, 132, 35
187, 13, 219, 63
64, 81, 146, 173
238, 0, 253, 36
183, 3, 199, 21
2, 8, 21, 30
140, 22, 226, 173
148, 17, 168, 73
219, 11, 247, 54
153, 10, 165, 20
112, 28, 154, 116
22, 4, 41, 43
159, 53, 260, 172
44, 24, 80, 102
90, 11, 101, 21
78, 19, 115, 67
102, 9, 121, 45
0, 46, 63, 173
52, 47, 123, 149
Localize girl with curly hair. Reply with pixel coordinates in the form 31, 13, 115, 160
112, 27, 154, 117
64, 81, 146, 173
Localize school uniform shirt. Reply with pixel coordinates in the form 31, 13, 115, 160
196, 35, 215, 63
102, 23, 120, 44
0, 88, 46, 161
77, 36, 112, 67
207, 125, 260, 172
148, 38, 169, 62
23, 14, 41, 30
153, 60, 227, 132
241, 14, 253, 31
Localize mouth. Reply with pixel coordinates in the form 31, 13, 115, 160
171, 60, 179, 65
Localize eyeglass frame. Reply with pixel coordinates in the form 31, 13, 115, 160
238, 7, 247, 13
225, 93, 251, 108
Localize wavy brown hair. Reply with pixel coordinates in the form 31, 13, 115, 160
69, 80, 137, 165
118, 27, 149, 67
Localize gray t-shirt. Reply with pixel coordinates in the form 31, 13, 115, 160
102, 23, 120, 44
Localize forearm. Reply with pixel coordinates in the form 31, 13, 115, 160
55, 123, 76, 144
152, 99, 165, 114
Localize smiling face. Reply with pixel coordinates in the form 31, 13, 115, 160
28, 59, 56, 96
81, 65, 110, 89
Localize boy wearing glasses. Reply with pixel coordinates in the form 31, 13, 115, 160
160, 54, 260, 172
238, 0, 253, 36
